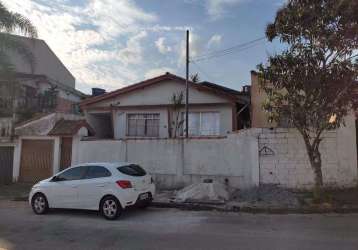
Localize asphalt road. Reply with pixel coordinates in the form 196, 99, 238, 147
0, 201, 358, 250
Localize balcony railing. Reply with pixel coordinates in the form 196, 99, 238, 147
0, 94, 57, 116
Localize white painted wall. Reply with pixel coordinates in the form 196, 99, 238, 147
92, 80, 230, 108
72, 118, 357, 190
85, 80, 235, 139
72, 131, 260, 189
87, 104, 233, 139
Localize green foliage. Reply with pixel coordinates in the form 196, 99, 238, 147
0, 3, 37, 37
0, 1, 37, 74
258, 0, 358, 192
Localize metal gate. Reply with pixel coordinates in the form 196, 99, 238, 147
19, 139, 54, 183
60, 137, 72, 171
0, 147, 14, 185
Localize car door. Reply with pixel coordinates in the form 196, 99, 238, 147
76, 166, 112, 210
49, 166, 88, 209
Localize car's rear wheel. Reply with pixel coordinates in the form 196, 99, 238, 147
100, 196, 122, 220
31, 193, 49, 215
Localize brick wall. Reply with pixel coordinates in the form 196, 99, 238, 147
56, 96, 74, 113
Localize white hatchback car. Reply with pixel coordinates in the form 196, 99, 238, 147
29, 162, 155, 220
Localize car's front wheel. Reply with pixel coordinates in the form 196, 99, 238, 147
31, 193, 49, 215
100, 196, 122, 220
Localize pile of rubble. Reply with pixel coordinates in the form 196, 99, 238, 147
154, 182, 301, 209
174, 181, 230, 204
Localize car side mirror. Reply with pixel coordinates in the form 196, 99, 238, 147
51, 176, 59, 182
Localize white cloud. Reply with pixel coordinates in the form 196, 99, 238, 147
84, 0, 156, 38
117, 31, 148, 65
146, 25, 191, 32
155, 37, 172, 54
187, 0, 248, 19
208, 0, 248, 19
178, 32, 202, 65
207, 34, 222, 48
4, 0, 156, 93
144, 67, 176, 79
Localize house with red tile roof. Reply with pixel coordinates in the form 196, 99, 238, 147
80, 72, 250, 139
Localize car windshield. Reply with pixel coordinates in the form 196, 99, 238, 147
117, 164, 146, 177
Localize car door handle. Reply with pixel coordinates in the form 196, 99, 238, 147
70, 185, 78, 188
96, 184, 105, 187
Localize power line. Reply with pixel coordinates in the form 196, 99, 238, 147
193, 37, 265, 59
192, 42, 264, 62
190, 37, 266, 62
191, 61, 215, 81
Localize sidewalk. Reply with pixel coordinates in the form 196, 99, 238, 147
2, 182, 358, 214
0, 183, 32, 201
152, 186, 358, 214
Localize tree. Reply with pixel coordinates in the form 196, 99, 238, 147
190, 73, 200, 83
170, 91, 184, 138
258, 0, 358, 199
0, 1, 38, 74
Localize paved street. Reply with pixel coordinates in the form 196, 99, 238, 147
0, 201, 358, 250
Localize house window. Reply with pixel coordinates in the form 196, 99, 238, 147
127, 113, 160, 137
183, 112, 220, 136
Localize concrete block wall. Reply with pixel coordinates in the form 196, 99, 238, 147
258, 115, 357, 188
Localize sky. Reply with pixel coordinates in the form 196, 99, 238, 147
5, 0, 286, 94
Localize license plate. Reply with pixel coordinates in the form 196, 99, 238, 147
139, 193, 149, 200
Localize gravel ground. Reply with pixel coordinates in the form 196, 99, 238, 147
155, 184, 301, 209
230, 184, 301, 208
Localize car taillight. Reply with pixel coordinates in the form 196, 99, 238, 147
116, 180, 132, 189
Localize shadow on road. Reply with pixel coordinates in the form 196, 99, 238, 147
45, 206, 153, 220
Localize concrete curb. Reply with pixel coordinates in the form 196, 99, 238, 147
12, 196, 28, 202
10, 197, 358, 214
151, 201, 358, 214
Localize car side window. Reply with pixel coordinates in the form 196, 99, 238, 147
84, 166, 111, 179
56, 166, 87, 181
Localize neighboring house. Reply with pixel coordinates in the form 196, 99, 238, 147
0, 35, 86, 142
250, 70, 271, 128
250, 70, 358, 186
12, 112, 93, 183
0, 35, 86, 185
80, 73, 250, 139
250, 70, 358, 128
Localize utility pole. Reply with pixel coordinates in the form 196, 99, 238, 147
185, 30, 189, 138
